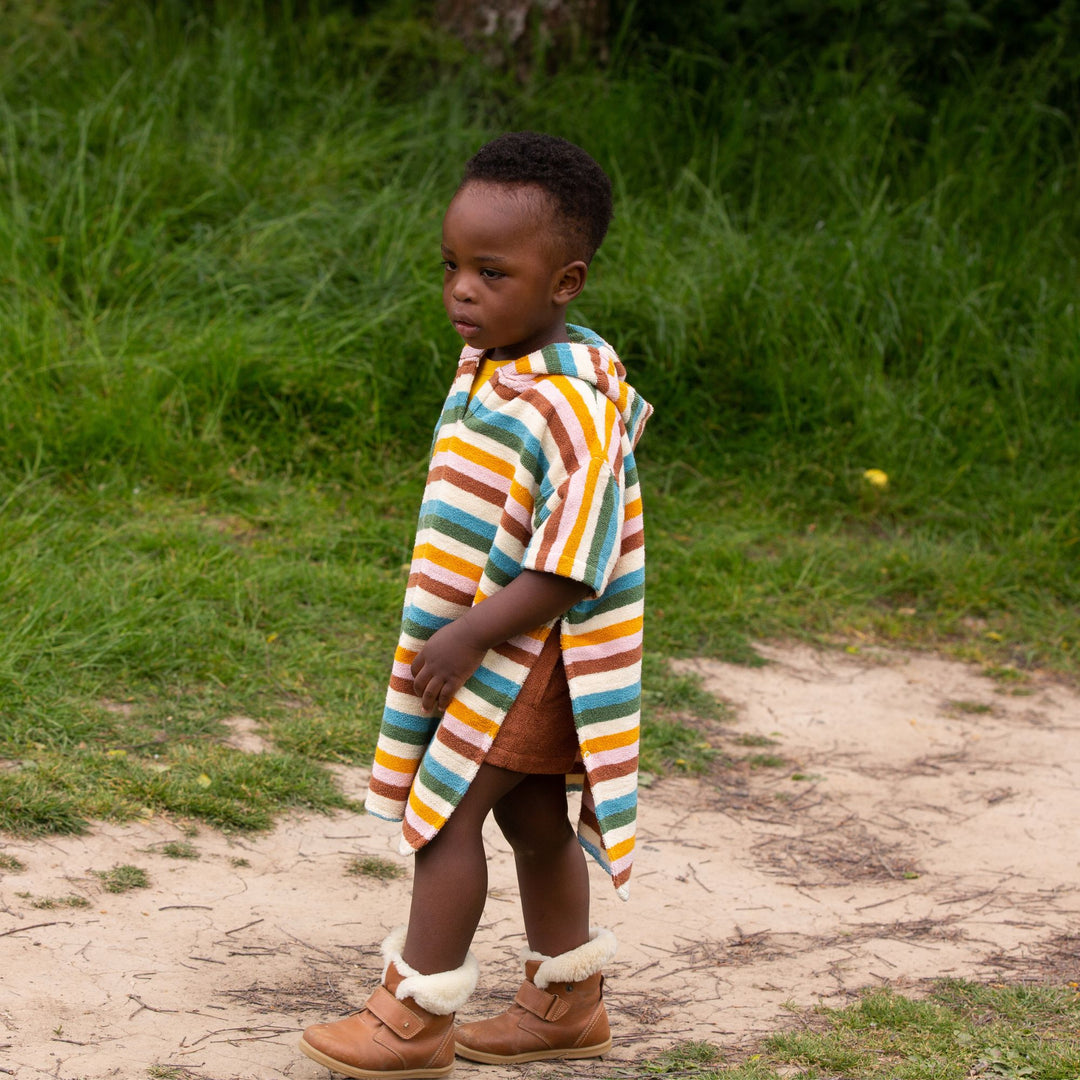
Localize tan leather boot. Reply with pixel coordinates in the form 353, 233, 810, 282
454, 927, 615, 1064
299, 928, 478, 1079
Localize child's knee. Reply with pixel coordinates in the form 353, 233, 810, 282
493, 799, 574, 856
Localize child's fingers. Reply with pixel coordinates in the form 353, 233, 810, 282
420, 674, 440, 714
437, 677, 463, 713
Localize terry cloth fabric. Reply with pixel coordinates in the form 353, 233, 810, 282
468, 355, 509, 400
364, 324, 652, 899
484, 624, 580, 775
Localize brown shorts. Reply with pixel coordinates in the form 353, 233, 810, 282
485, 629, 580, 775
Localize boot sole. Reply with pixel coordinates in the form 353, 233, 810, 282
454, 1037, 613, 1064
299, 1036, 454, 1078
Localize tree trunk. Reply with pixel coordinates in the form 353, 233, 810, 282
435, 0, 610, 74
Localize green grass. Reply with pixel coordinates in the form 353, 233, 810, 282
346, 855, 407, 881
0, 2, 1076, 833
760, 982, 1080, 1080
16, 891, 91, 910
0, 6, 1076, 1074
93, 863, 151, 893
616, 983, 1080, 1079
157, 840, 200, 860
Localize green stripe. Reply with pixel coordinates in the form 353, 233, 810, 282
465, 420, 545, 486
596, 805, 636, 830
417, 762, 464, 807
583, 467, 618, 587
576, 581, 644, 619
382, 721, 436, 747
574, 696, 640, 726
422, 515, 491, 554
464, 675, 516, 712
483, 558, 516, 589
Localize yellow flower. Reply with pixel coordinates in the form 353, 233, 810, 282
863, 468, 889, 489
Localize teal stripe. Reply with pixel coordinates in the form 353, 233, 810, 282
595, 805, 636, 831
582, 467, 619, 590
573, 579, 644, 619
574, 695, 640, 726
417, 760, 463, 807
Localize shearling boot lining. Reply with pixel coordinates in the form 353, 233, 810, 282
521, 927, 617, 990
380, 926, 479, 1015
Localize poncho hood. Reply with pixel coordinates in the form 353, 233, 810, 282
464, 324, 652, 450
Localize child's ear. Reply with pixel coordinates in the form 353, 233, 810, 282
553, 261, 588, 306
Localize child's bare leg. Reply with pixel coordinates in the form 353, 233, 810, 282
493, 772, 589, 956
402, 762, 525, 974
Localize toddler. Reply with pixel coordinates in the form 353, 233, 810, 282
300, 130, 651, 1079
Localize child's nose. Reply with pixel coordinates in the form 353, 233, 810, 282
451, 274, 477, 302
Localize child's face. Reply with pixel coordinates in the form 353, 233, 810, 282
441, 181, 585, 363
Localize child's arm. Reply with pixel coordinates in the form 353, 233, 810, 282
410, 570, 592, 715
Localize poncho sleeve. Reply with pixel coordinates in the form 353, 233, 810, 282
520, 448, 625, 598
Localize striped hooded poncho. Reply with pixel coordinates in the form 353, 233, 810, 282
364, 325, 652, 899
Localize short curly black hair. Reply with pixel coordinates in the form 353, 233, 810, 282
461, 131, 613, 264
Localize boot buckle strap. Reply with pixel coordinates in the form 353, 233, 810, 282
516, 980, 570, 1022
366, 984, 426, 1039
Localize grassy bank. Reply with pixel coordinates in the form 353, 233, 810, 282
637, 982, 1080, 1079
1, 2, 1078, 836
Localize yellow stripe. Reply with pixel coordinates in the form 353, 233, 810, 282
439, 435, 516, 482
508, 477, 534, 515
560, 377, 605, 459
408, 790, 446, 830
557, 455, 604, 575
562, 615, 643, 648
412, 542, 484, 582
607, 836, 635, 861
581, 726, 639, 755
374, 748, 420, 773
445, 697, 501, 739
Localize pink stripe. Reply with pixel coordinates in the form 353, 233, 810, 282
438, 713, 493, 752
404, 806, 437, 841
371, 762, 414, 784
580, 744, 638, 768
412, 561, 479, 594
562, 637, 643, 664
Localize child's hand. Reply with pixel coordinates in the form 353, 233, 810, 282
410, 571, 591, 716
410, 621, 488, 715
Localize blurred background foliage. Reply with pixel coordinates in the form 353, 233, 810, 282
0, 0, 1077, 831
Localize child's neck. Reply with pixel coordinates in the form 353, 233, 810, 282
490, 322, 570, 364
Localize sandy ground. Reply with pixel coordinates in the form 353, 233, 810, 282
3, 642, 1080, 1080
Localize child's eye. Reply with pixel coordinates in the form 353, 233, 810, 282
442, 260, 457, 272
480, 268, 504, 280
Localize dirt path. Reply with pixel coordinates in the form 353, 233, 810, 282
3, 644, 1079, 1080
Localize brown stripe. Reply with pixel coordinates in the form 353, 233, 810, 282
410, 574, 475, 607
533, 480, 569, 570
564, 645, 642, 680
585, 758, 638, 786
499, 509, 531, 548
579, 801, 601, 833
429, 463, 507, 507
402, 819, 428, 850
367, 776, 412, 801
542, 390, 583, 473
389, 672, 417, 694
495, 639, 543, 666
621, 529, 644, 554
436, 724, 488, 764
